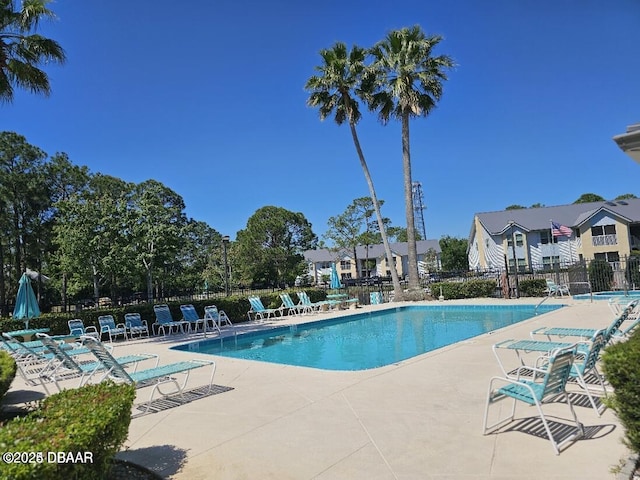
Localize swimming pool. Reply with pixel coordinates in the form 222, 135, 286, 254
573, 290, 640, 300
173, 304, 564, 371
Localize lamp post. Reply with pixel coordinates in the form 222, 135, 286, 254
222, 235, 230, 297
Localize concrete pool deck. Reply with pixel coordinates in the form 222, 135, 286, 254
4, 297, 636, 479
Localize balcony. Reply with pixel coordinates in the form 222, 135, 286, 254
592, 234, 618, 246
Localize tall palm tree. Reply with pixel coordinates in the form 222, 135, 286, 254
370, 25, 454, 296
305, 42, 404, 300
0, 0, 66, 103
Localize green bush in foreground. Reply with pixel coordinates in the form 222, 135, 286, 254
0, 351, 17, 400
602, 330, 640, 455
0, 382, 136, 480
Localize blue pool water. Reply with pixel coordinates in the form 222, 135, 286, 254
573, 291, 640, 300
173, 304, 564, 371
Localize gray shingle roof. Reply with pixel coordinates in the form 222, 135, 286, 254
304, 239, 441, 262
474, 198, 640, 236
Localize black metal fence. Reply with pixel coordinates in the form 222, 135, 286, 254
35, 255, 640, 314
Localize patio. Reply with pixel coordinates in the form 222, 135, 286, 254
4, 298, 635, 479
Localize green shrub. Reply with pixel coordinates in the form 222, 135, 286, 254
602, 331, 640, 455
0, 382, 135, 480
518, 279, 547, 297
588, 259, 613, 292
0, 288, 331, 336
430, 280, 495, 300
0, 351, 16, 399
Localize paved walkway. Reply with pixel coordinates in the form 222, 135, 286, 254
4, 298, 635, 479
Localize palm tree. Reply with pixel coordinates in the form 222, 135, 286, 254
305, 42, 404, 300
0, 0, 66, 103
370, 25, 454, 296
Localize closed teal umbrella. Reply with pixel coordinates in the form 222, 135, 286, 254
13, 273, 40, 329
330, 263, 342, 289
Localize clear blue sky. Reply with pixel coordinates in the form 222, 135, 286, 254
3, 1, 640, 242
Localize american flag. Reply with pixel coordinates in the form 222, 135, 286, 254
551, 221, 572, 237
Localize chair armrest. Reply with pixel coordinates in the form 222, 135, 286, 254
116, 323, 126, 329
85, 326, 98, 333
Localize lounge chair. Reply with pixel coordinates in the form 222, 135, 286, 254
36, 333, 158, 394
98, 315, 128, 342
296, 291, 328, 313
537, 330, 609, 416
279, 293, 308, 316
68, 319, 99, 339
483, 345, 584, 455
203, 305, 233, 334
545, 279, 570, 297
152, 304, 190, 335
1, 333, 96, 387
124, 313, 150, 338
531, 300, 636, 345
247, 296, 283, 321
370, 292, 384, 305
180, 304, 206, 333
81, 336, 216, 413
496, 329, 609, 417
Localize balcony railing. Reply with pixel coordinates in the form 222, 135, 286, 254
592, 234, 617, 246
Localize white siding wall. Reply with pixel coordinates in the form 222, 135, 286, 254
485, 232, 504, 269
468, 232, 480, 269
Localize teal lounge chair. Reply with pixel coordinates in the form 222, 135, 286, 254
537, 330, 609, 416
279, 293, 308, 315
2, 333, 98, 387
153, 304, 190, 335
495, 329, 608, 417
247, 296, 283, 321
81, 336, 216, 413
68, 319, 99, 339
483, 345, 584, 455
36, 333, 158, 394
98, 315, 128, 342
370, 292, 384, 305
296, 291, 328, 313
204, 305, 233, 334
124, 313, 150, 338
180, 304, 206, 333
531, 300, 637, 345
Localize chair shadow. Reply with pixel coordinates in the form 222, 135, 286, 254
117, 444, 187, 479
131, 384, 234, 418
500, 415, 617, 446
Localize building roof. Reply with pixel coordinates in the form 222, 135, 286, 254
613, 123, 640, 163
304, 240, 441, 263
473, 198, 640, 237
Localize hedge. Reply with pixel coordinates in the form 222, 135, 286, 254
517, 279, 547, 297
0, 382, 136, 480
0, 350, 16, 400
429, 280, 496, 300
0, 288, 329, 336
602, 330, 640, 455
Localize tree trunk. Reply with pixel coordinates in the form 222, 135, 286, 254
402, 113, 421, 297
0, 239, 5, 316
352, 246, 360, 279
146, 268, 153, 303
61, 272, 68, 313
92, 265, 100, 302
349, 121, 403, 300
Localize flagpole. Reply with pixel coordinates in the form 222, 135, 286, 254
551, 220, 560, 284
